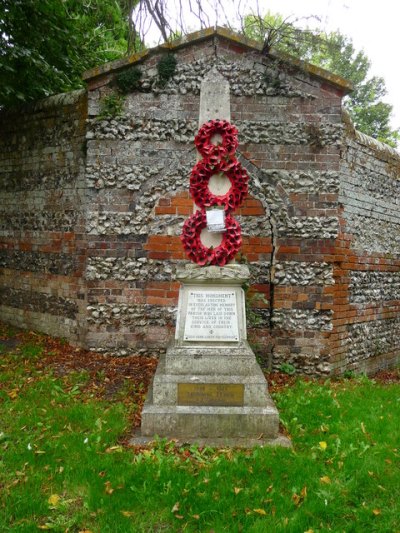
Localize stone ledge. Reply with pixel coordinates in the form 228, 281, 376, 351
130, 430, 292, 449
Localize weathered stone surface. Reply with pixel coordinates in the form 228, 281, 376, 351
350, 271, 400, 303
86, 303, 174, 328
0, 288, 78, 319
346, 318, 400, 364
85, 257, 181, 281
88, 117, 342, 146
272, 309, 333, 331
141, 263, 281, 442
274, 261, 334, 286
0, 250, 77, 275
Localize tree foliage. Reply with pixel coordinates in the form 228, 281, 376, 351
243, 13, 399, 147
0, 0, 130, 107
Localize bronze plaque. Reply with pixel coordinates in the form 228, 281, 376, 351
178, 383, 244, 407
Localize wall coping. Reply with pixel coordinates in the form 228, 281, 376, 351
342, 109, 400, 162
0, 89, 86, 117
82, 26, 353, 95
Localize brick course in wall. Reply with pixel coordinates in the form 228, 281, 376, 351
1, 28, 399, 375
0, 90, 88, 342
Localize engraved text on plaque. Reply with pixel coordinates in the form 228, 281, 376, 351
178, 383, 244, 406
184, 290, 239, 341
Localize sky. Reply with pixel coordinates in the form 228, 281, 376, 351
243, 0, 400, 129
141, 0, 400, 131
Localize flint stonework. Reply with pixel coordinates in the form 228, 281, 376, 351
1, 28, 400, 377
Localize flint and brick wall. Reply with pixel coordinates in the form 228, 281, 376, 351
0, 90, 88, 342
1, 30, 399, 375
331, 127, 400, 374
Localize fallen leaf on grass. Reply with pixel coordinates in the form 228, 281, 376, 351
319, 441, 327, 450
121, 511, 135, 517
292, 486, 307, 506
104, 481, 114, 495
192, 514, 200, 520
171, 502, 180, 513
7, 389, 19, 399
320, 476, 332, 484
234, 487, 242, 495
253, 508, 267, 515
105, 445, 123, 453
372, 509, 381, 516
47, 494, 60, 507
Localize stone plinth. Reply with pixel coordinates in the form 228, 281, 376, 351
137, 264, 287, 446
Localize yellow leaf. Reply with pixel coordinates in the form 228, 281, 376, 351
372, 509, 381, 516
104, 481, 114, 495
293, 486, 307, 507
105, 446, 123, 453
320, 476, 332, 484
38, 526, 50, 530
304, 529, 314, 533
361, 422, 366, 434
234, 487, 242, 495
175, 514, 184, 520
120, 511, 135, 517
47, 494, 60, 507
319, 441, 327, 450
7, 389, 19, 399
171, 502, 180, 513
192, 514, 200, 520
79, 530, 94, 533
253, 508, 267, 515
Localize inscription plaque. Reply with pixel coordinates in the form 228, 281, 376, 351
184, 290, 239, 341
178, 383, 244, 406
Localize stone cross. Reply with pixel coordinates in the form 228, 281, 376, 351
197, 68, 231, 249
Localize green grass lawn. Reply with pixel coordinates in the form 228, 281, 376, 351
0, 324, 399, 532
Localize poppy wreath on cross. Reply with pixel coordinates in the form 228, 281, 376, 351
190, 159, 248, 211
181, 118, 249, 266
181, 210, 242, 267
194, 119, 239, 159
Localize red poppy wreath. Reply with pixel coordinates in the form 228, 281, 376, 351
181, 119, 248, 266
180, 210, 241, 267
190, 159, 248, 211
194, 119, 239, 160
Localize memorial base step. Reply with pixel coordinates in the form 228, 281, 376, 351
140, 400, 279, 439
